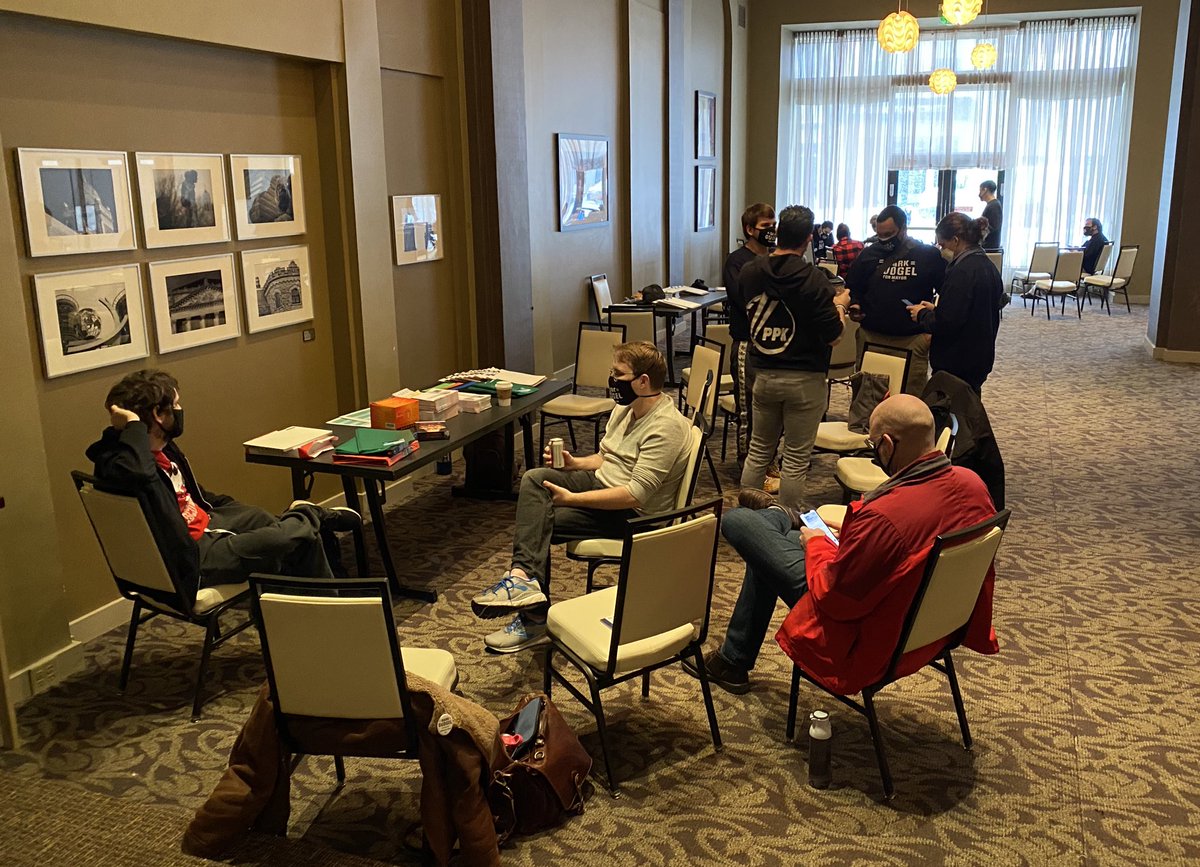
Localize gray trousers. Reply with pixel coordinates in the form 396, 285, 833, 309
740, 368, 827, 510
512, 468, 636, 598
198, 502, 333, 587
731, 340, 755, 463
857, 327, 930, 395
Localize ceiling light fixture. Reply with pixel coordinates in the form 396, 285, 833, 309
929, 68, 958, 94
877, 5, 920, 53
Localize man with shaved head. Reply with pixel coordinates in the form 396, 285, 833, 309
684, 394, 999, 695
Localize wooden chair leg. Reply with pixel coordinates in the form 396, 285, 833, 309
119, 600, 143, 691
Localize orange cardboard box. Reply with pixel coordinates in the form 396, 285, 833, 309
370, 397, 419, 430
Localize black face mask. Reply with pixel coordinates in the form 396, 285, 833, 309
874, 236, 898, 253
872, 435, 894, 475
164, 408, 185, 439
755, 228, 777, 249
609, 376, 639, 406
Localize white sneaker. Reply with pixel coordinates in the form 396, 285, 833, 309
471, 573, 547, 616
484, 614, 549, 654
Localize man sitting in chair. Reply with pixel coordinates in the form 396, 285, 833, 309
472, 341, 692, 654
683, 394, 998, 694
87, 369, 360, 592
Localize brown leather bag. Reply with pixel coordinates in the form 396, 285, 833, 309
488, 693, 592, 844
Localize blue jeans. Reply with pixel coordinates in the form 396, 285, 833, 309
717, 507, 810, 671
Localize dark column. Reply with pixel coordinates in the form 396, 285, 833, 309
462, 0, 536, 370
1149, 0, 1200, 359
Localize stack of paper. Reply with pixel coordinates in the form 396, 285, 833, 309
244, 426, 337, 459
458, 392, 492, 413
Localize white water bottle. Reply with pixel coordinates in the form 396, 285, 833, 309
808, 710, 832, 789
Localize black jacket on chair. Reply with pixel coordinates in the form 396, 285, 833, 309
921, 371, 1006, 509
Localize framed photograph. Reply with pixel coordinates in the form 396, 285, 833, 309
32, 265, 147, 378
557, 134, 609, 231
16, 148, 137, 257
148, 254, 240, 353
391, 194, 443, 265
229, 154, 306, 240
696, 91, 717, 160
134, 152, 230, 248
240, 245, 313, 333
695, 165, 716, 232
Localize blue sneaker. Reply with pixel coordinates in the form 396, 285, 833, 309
484, 613, 549, 654
471, 573, 548, 617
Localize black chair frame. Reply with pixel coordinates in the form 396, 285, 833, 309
785, 508, 1010, 800
249, 574, 421, 787
543, 498, 725, 795
71, 470, 254, 720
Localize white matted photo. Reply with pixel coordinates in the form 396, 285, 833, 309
391, 194, 443, 265
229, 154, 306, 240
17, 148, 137, 257
135, 152, 230, 248
32, 264, 147, 378
148, 254, 240, 353
240, 245, 313, 333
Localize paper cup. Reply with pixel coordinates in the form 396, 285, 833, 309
495, 380, 513, 406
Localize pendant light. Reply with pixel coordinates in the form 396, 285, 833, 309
940, 0, 982, 26
929, 68, 958, 95
971, 42, 998, 69
877, 4, 920, 54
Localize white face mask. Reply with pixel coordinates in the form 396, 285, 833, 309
939, 246, 956, 262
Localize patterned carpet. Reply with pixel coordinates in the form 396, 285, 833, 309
4, 302, 1200, 865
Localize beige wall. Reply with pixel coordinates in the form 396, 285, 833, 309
725, 0, 748, 254
629, 0, 669, 293
683, 0, 726, 284
523, 0, 628, 373
745, 1, 1182, 303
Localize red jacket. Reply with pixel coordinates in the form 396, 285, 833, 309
775, 456, 999, 695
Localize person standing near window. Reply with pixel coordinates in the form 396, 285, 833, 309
907, 212, 1006, 394
978, 180, 1003, 251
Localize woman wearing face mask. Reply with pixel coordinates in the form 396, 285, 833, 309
906, 212, 1006, 394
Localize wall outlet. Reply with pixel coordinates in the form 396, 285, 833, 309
30, 659, 58, 694
302, 328, 315, 342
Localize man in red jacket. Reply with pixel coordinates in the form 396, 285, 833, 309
683, 394, 998, 695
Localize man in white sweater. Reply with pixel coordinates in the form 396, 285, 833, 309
472, 341, 693, 652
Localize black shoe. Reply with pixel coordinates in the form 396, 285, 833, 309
681, 650, 752, 695
290, 500, 362, 534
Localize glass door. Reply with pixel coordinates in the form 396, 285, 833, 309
888, 169, 1006, 244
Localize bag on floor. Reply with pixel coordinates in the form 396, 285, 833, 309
488, 693, 592, 844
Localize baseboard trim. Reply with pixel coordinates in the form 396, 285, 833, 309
70, 596, 133, 646
8, 641, 85, 705
1146, 335, 1200, 364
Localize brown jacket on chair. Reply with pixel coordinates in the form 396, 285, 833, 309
182, 675, 502, 866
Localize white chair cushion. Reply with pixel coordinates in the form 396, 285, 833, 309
542, 394, 615, 417
1013, 270, 1050, 281
836, 456, 888, 493
401, 646, 457, 690
718, 394, 737, 414
816, 504, 848, 527
1082, 275, 1125, 288
1034, 279, 1078, 293
193, 582, 249, 615
566, 538, 622, 559
547, 587, 695, 675
815, 422, 870, 452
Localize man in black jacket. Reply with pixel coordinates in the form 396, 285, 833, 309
845, 205, 945, 395
739, 205, 849, 509
723, 202, 775, 465
1080, 217, 1109, 275
86, 369, 358, 601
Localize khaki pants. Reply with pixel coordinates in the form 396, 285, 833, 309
856, 328, 930, 395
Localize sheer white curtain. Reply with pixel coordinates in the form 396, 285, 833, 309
782, 29, 896, 238
780, 16, 1137, 266
1004, 17, 1136, 270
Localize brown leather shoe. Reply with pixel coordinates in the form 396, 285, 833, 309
681, 650, 752, 695
737, 488, 775, 510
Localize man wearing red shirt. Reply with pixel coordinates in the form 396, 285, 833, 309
830, 223, 864, 278
684, 394, 998, 695
87, 370, 359, 603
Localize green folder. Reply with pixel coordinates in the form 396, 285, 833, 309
334, 428, 415, 456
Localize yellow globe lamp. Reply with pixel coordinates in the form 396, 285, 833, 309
877, 11, 920, 54
929, 68, 958, 95
971, 42, 998, 69
940, 0, 982, 26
